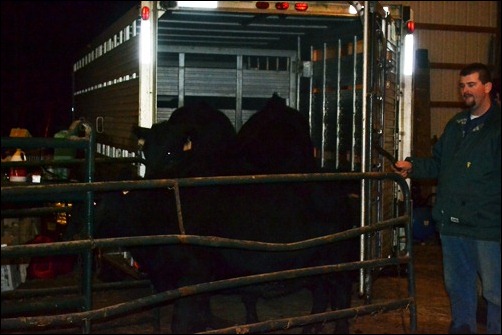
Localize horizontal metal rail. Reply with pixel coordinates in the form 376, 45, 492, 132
200, 299, 414, 334
1, 280, 153, 317
2, 216, 407, 258
1, 137, 92, 150
2, 172, 406, 200
1, 280, 152, 299
1, 205, 72, 218
1, 156, 143, 168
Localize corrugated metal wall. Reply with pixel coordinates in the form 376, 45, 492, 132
383, 1, 500, 139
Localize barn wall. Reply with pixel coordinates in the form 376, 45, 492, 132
383, 1, 500, 141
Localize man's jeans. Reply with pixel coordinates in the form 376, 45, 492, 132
441, 234, 501, 334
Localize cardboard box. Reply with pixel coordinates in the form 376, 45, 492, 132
1, 245, 22, 292
1, 264, 21, 292
1, 217, 41, 245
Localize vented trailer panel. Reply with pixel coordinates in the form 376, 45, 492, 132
155, 48, 296, 131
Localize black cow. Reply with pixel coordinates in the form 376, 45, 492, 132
228, 93, 359, 331
90, 96, 359, 333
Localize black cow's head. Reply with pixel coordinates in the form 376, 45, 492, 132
134, 122, 193, 179
134, 101, 237, 179
235, 93, 317, 174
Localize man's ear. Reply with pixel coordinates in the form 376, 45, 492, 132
485, 81, 492, 94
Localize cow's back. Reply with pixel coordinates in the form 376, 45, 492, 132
234, 93, 316, 175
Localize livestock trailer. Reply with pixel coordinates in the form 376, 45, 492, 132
72, 0, 414, 297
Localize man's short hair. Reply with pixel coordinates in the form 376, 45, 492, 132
460, 63, 492, 84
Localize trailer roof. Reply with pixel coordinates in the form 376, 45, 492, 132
158, 2, 365, 51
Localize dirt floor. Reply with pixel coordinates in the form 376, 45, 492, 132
1, 237, 489, 334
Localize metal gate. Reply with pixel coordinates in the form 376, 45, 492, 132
2, 130, 416, 333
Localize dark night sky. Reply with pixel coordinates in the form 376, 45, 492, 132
1, 1, 137, 138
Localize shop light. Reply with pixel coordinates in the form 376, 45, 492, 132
403, 34, 414, 76
177, 1, 218, 9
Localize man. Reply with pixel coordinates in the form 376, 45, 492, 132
395, 63, 500, 334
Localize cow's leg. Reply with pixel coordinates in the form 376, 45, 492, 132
171, 295, 212, 333
329, 273, 354, 334
241, 294, 260, 324
301, 279, 330, 334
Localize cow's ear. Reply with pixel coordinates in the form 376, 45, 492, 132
133, 125, 150, 150
183, 137, 192, 152
133, 125, 151, 141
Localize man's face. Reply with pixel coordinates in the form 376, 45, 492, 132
459, 72, 491, 109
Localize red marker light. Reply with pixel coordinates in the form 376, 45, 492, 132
294, 3, 308, 11
256, 2, 270, 9
275, 2, 290, 10
406, 20, 415, 34
141, 6, 150, 20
